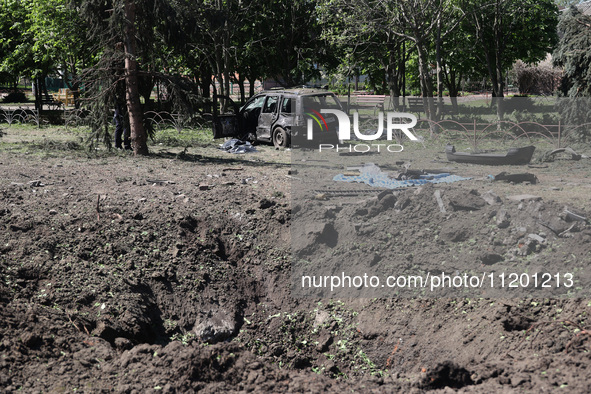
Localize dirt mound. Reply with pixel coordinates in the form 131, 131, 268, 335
2, 150, 591, 392
293, 182, 591, 298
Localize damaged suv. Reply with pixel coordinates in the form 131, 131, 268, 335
212, 88, 342, 148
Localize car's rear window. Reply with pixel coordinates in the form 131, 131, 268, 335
302, 94, 341, 110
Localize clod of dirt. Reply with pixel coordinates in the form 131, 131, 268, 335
448, 189, 486, 211
496, 208, 511, 228
114, 337, 133, 351
193, 310, 237, 343
439, 222, 470, 242
502, 315, 535, 332
259, 198, 276, 209
482, 190, 502, 205
420, 361, 474, 389
480, 252, 504, 265
378, 193, 397, 209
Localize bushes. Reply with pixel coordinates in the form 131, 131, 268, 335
513, 59, 562, 95
2, 91, 28, 103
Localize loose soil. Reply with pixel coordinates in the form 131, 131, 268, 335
1, 127, 591, 392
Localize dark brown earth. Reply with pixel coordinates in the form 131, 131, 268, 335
1, 132, 591, 392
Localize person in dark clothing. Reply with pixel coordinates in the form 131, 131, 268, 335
114, 103, 131, 150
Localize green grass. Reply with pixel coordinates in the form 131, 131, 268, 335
151, 127, 215, 147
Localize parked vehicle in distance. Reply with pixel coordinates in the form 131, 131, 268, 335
211, 88, 343, 148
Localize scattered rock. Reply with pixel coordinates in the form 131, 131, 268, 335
28, 180, 45, 187
507, 194, 542, 202
528, 233, 546, 245
370, 252, 382, 266
496, 209, 511, 229
193, 311, 236, 344
440, 223, 469, 242
480, 253, 504, 265
313, 310, 330, 329
316, 334, 333, 352
114, 337, 133, 351
494, 172, 538, 184
481, 190, 501, 205
448, 190, 485, 211
20, 332, 41, 348
259, 198, 276, 209
434, 190, 446, 213
516, 235, 545, 256
379, 194, 397, 209
420, 361, 474, 389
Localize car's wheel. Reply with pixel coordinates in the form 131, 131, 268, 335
272, 127, 290, 148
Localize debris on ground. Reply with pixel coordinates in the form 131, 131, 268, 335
493, 172, 538, 184
220, 139, 257, 154
334, 163, 470, 189
506, 194, 542, 202
445, 144, 535, 165
562, 207, 588, 223
542, 147, 585, 162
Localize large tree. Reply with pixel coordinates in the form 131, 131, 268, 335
463, 0, 559, 98
553, 5, 591, 140
75, 0, 178, 155
553, 5, 591, 97
318, 0, 408, 106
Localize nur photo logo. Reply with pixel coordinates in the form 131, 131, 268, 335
304, 109, 419, 152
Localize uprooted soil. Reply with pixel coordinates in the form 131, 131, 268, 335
2, 135, 591, 392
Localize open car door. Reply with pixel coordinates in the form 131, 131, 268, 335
212, 95, 241, 139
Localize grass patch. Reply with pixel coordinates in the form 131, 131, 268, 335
151, 127, 215, 147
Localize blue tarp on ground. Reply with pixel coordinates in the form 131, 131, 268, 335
333, 164, 470, 189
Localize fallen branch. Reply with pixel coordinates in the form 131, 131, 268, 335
67, 313, 90, 336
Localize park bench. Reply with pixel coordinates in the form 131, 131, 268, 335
406, 97, 424, 113
405, 97, 455, 116
54, 88, 74, 106
41, 95, 64, 111
355, 94, 386, 114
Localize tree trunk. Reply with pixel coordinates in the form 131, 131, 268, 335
248, 76, 255, 97
416, 42, 436, 121
237, 75, 246, 105
223, 22, 231, 100
200, 69, 210, 99
123, 0, 148, 155
34, 77, 41, 112
435, 19, 444, 118
385, 36, 403, 110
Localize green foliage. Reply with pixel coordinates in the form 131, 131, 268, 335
462, 0, 559, 97
553, 6, 591, 97
553, 6, 591, 139
2, 91, 28, 103
0, 0, 39, 82
513, 59, 562, 95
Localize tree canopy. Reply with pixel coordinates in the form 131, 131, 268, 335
0, 0, 588, 152
553, 5, 591, 97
